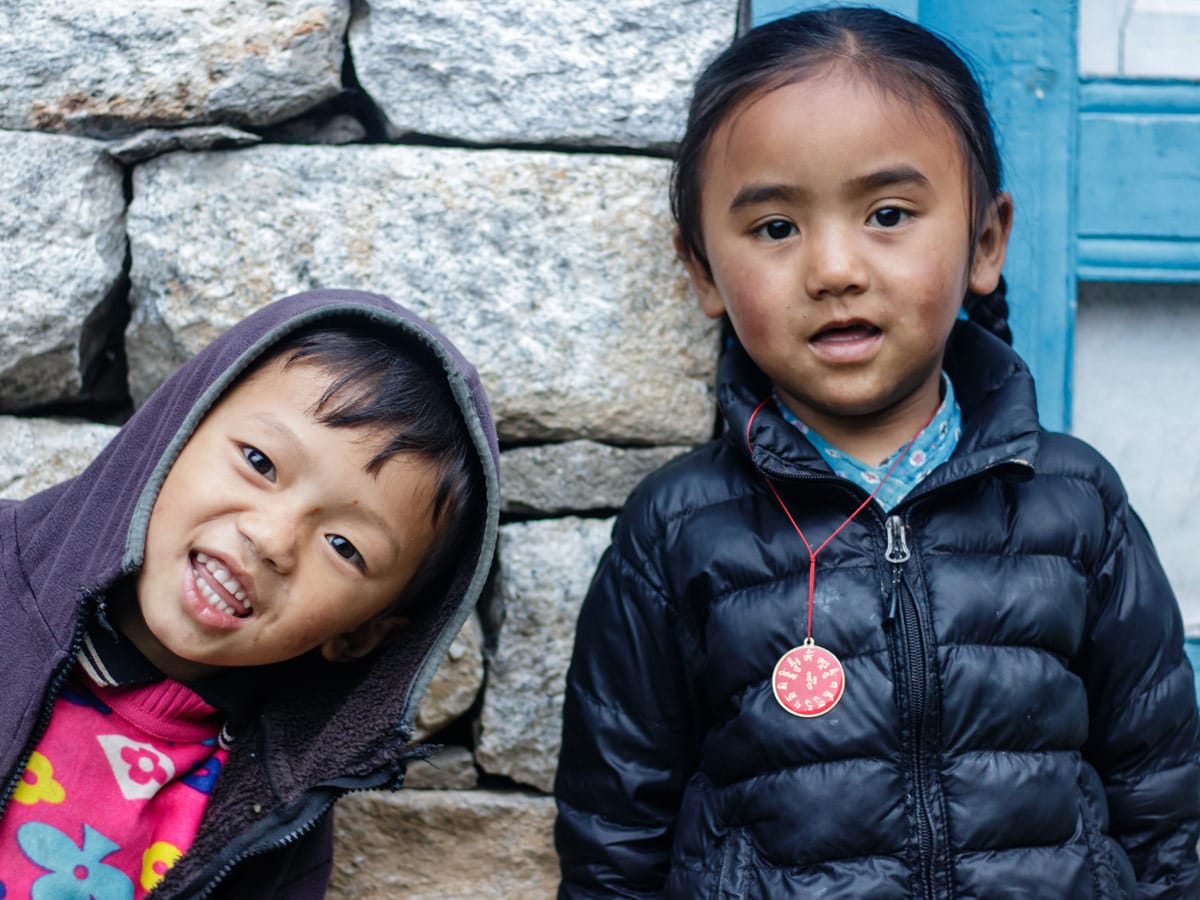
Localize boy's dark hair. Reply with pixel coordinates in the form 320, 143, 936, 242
671, 6, 1012, 344
257, 319, 481, 616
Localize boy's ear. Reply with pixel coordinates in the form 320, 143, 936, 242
968, 191, 1014, 296
674, 228, 726, 320
320, 614, 409, 663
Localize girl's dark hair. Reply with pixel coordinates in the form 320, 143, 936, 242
671, 6, 1011, 344
256, 320, 481, 614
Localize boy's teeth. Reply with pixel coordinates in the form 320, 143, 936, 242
197, 577, 236, 616
205, 558, 239, 591
194, 553, 253, 612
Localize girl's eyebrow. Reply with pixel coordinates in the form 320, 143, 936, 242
845, 165, 930, 195
729, 183, 806, 211
728, 166, 931, 212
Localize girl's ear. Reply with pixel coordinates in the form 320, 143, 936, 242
968, 192, 1014, 296
674, 229, 727, 319
320, 614, 409, 663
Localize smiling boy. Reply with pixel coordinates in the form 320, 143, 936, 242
0, 290, 499, 897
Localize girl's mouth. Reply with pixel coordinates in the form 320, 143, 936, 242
809, 321, 883, 362
192, 552, 254, 619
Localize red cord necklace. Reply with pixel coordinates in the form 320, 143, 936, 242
745, 397, 934, 718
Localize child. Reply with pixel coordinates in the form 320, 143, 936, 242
0, 289, 499, 897
555, 8, 1200, 898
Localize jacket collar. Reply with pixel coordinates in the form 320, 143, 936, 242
721, 320, 1041, 491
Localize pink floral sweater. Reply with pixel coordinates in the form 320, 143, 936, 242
0, 668, 227, 897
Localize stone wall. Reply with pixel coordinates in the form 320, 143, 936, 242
0, 1, 736, 894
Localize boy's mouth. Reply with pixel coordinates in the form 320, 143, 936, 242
192, 551, 254, 619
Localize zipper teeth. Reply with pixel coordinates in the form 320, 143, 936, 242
903, 584, 935, 898
0, 595, 93, 821
186, 777, 394, 898
186, 795, 337, 899
884, 516, 936, 899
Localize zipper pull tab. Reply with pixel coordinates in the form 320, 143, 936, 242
884, 516, 910, 623
885, 515, 911, 563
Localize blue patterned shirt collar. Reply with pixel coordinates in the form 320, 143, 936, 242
774, 374, 963, 511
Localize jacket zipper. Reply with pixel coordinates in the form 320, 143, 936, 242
885, 515, 936, 900
178, 760, 413, 897
181, 793, 340, 899
0, 597, 92, 822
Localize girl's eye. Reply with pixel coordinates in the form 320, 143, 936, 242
755, 219, 797, 241
869, 207, 909, 228
241, 446, 276, 481
327, 534, 365, 570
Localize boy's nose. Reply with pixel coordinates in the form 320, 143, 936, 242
238, 509, 299, 574
804, 226, 867, 299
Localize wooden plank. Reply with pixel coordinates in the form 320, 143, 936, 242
1079, 238, 1200, 280
1078, 81, 1200, 272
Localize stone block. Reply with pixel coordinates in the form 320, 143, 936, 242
330, 789, 557, 898
127, 144, 716, 444
475, 517, 613, 793
349, 0, 734, 149
0, 1, 347, 137
0, 417, 118, 500
404, 746, 478, 791
413, 613, 484, 742
501, 440, 694, 515
0, 131, 126, 411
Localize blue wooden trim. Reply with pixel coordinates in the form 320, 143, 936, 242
1077, 79, 1200, 282
752, 0, 918, 25
1078, 238, 1200, 282
1080, 78, 1200, 114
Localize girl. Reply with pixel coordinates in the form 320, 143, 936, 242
554, 8, 1200, 899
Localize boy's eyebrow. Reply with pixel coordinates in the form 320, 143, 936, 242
728, 166, 931, 211
253, 412, 303, 450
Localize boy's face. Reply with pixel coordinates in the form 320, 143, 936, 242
120, 356, 443, 681
684, 69, 1010, 456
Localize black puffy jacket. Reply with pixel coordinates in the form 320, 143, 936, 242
556, 323, 1200, 899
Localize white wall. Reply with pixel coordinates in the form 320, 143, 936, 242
1080, 0, 1200, 78
1072, 283, 1200, 630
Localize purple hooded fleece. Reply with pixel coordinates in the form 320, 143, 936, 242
0, 290, 501, 896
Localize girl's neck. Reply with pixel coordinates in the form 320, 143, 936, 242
777, 376, 944, 466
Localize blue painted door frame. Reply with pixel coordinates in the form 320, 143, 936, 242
750, 1, 1200, 430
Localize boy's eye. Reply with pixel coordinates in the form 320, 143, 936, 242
755, 219, 797, 241
327, 534, 365, 570
241, 446, 276, 481
869, 207, 909, 228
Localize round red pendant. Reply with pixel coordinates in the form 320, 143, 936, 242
772, 640, 845, 717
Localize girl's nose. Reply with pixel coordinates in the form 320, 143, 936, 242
238, 508, 299, 574
804, 225, 867, 299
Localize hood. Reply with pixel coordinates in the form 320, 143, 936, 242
11, 288, 500, 783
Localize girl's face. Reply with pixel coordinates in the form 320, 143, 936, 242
685, 67, 1011, 459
